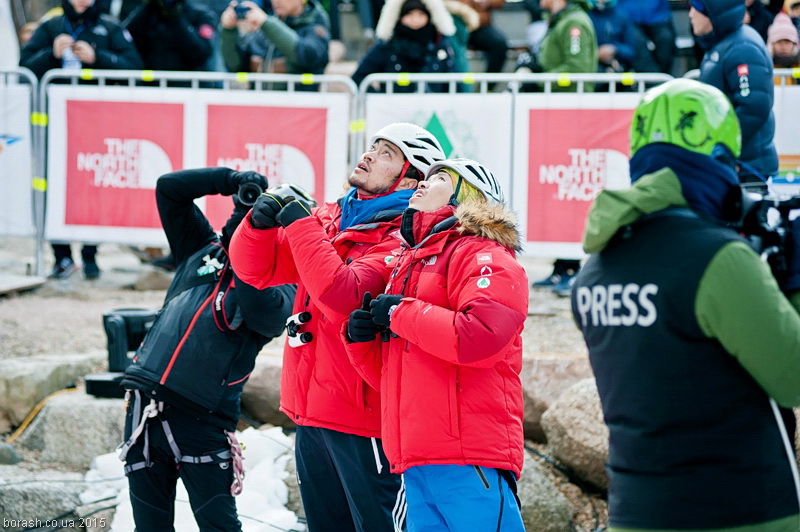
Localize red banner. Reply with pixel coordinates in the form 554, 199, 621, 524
527, 108, 633, 242
65, 101, 183, 227
205, 105, 328, 230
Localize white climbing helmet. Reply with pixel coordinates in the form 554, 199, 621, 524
426, 158, 505, 205
369, 122, 446, 176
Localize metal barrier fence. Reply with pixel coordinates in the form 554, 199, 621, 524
13, 69, 684, 272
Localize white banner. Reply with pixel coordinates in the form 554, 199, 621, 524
0, 84, 34, 237
45, 85, 350, 246
771, 83, 800, 196
364, 93, 514, 204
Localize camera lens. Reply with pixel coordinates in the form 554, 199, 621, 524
237, 182, 263, 206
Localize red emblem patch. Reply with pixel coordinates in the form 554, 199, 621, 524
198, 24, 214, 40
737, 64, 749, 76
476, 253, 493, 265
570, 27, 581, 38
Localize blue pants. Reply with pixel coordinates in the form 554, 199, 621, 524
403, 465, 524, 532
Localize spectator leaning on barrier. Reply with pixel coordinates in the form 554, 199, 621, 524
229, 123, 446, 531
219, 0, 330, 75
344, 159, 528, 531
768, 12, 800, 79
352, 0, 457, 92
691, 0, 779, 185
117, 167, 295, 531
122, 0, 216, 72
572, 78, 800, 532
19, 0, 143, 281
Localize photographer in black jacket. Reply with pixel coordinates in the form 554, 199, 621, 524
118, 167, 295, 531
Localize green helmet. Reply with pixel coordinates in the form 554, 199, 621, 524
630, 78, 741, 160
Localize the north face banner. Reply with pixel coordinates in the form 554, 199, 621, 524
514, 93, 639, 257
45, 85, 350, 245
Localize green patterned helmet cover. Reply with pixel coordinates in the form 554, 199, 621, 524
630, 78, 741, 159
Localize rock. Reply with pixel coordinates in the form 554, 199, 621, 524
16, 391, 125, 470
241, 355, 294, 429
0, 465, 86, 532
541, 378, 609, 490
0, 351, 106, 433
520, 354, 594, 442
518, 451, 575, 531
132, 268, 173, 291
0, 444, 20, 465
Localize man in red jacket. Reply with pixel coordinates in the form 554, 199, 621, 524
229, 123, 445, 531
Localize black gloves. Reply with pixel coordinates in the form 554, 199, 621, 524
369, 294, 402, 328
227, 170, 268, 196
514, 51, 543, 74
276, 198, 313, 228
250, 193, 287, 230
347, 293, 384, 343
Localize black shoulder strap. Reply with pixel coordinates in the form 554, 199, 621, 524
164, 271, 219, 306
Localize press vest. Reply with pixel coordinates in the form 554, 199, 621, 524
573, 210, 798, 529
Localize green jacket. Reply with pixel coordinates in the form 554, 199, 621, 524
539, 1, 597, 92
585, 169, 800, 532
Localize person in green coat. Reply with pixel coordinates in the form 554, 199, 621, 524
515, 0, 597, 93
572, 78, 800, 531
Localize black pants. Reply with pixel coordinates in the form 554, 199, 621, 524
52, 243, 97, 263
295, 426, 405, 531
123, 399, 240, 532
468, 25, 509, 74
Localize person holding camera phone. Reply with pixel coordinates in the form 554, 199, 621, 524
570, 78, 800, 531
219, 0, 329, 77
229, 123, 446, 530
117, 167, 295, 531
343, 158, 528, 531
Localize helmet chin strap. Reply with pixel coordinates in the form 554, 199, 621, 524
448, 176, 463, 206
357, 159, 420, 199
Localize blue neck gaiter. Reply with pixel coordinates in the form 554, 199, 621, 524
630, 143, 740, 222
339, 187, 415, 230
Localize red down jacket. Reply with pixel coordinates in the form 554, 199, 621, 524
345, 202, 528, 476
229, 200, 406, 437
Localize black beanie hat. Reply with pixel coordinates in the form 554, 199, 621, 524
400, 0, 430, 18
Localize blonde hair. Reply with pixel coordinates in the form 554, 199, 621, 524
441, 168, 486, 205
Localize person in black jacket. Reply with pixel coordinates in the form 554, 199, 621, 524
691, 0, 778, 185
123, 0, 217, 72
20, 0, 143, 280
117, 167, 295, 531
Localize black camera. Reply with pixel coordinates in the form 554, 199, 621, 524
234, 1, 250, 18
736, 190, 800, 282
237, 182, 264, 206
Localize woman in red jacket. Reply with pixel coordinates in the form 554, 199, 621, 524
345, 159, 528, 531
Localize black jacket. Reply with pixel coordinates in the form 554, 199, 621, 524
697, 0, 778, 178
122, 167, 295, 430
123, 0, 216, 71
19, 13, 143, 79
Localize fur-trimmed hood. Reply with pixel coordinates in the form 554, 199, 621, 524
456, 202, 522, 252
376, 0, 456, 41
443, 0, 480, 31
